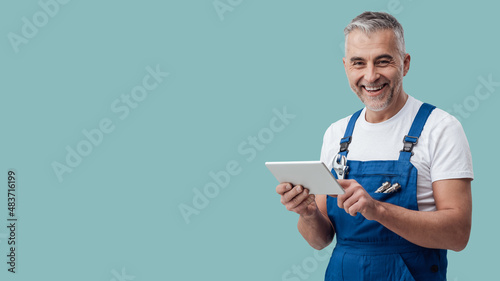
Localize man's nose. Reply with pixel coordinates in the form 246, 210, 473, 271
364, 63, 380, 83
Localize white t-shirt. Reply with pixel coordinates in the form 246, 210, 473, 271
320, 95, 474, 211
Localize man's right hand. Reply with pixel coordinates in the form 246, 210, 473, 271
276, 183, 317, 217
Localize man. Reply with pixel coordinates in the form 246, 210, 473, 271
276, 12, 473, 281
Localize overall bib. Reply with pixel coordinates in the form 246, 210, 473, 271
325, 103, 448, 281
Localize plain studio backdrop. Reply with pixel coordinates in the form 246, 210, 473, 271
1, 1, 498, 280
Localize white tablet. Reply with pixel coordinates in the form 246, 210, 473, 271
265, 161, 344, 195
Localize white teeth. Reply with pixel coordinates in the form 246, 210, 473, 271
365, 85, 384, 91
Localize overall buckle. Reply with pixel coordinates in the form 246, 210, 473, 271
401, 135, 418, 154
339, 136, 351, 153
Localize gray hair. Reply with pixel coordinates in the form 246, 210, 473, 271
344, 12, 406, 59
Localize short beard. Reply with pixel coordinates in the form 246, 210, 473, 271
353, 75, 402, 112
362, 89, 393, 112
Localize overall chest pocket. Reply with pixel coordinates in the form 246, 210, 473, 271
346, 159, 416, 208
350, 172, 404, 207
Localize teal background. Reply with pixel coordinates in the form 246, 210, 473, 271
1, 0, 498, 280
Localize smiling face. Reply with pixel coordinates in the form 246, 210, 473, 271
343, 28, 410, 122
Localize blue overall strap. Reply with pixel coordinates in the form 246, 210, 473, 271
339, 109, 363, 157
398, 103, 436, 162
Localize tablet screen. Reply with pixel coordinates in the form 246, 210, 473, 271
265, 161, 344, 195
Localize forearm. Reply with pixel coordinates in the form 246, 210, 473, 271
374, 202, 471, 251
297, 208, 334, 250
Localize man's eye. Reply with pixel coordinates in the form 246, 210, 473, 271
353, 61, 364, 66
377, 60, 390, 65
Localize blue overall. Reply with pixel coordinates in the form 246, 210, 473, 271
325, 103, 448, 281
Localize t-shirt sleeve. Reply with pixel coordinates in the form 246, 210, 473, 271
428, 114, 474, 182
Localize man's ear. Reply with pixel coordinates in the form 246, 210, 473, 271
403, 53, 411, 76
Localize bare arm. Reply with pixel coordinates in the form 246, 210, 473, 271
277, 183, 335, 250
337, 178, 472, 251
297, 194, 335, 250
